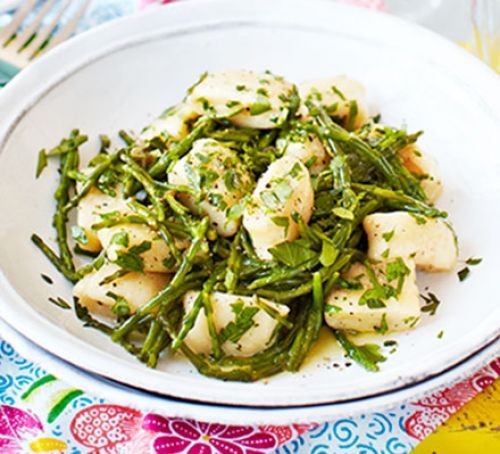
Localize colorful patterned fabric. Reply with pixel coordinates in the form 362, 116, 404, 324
1, 339, 498, 453
1, 0, 498, 452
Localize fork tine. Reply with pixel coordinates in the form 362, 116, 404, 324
9, 0, 57, 52
0, 0, 38, 45
20, 0, 71, 60
39, 0, 90, 56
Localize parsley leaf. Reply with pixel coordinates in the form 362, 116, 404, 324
325, 304, 342, 314
250, 96, 271, 115
271, 216, 290, 237
269, 240, 317, 268
113, 241, 151, 273
219, 300, 259, 343
457, 267, 470, 282
421, 292, 441, 316
334, 330, 386, 372
320, 240, 337, 267
110, 231, 129, 248
382, 230, 395, 242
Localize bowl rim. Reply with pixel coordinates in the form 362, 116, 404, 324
1, 316, 498, 425
0, 0, 499, 409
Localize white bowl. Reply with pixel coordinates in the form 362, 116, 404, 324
0, 0, 499, 410
1, 316, 497, 425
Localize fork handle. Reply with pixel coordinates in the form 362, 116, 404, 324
0, 60, 21, 88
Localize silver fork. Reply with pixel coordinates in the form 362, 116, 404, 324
0, 0, 90, 87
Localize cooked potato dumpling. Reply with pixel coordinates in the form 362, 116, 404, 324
399, 144, 443, 203
183, 291, 289, 357
141, 103, 198, 141
364, 212, 457, 272
185, 70, 295, 129
76, 187, 132, 253
243, 156, 314, 260
98, 224, 188, 273
299, 75, 368, 130
73, 263, 169, 317
277, 131, 329, 175
324, 259, 420, 333
169, 138, 253, 237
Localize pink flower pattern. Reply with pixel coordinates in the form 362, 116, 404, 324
404, 359, 500, 440
0, 405, 43, 453
143, 414, 279, 454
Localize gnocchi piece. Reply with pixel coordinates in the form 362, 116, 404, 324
98, 224, 188, 273
76, 187, 132, 253
73, 263, 169, 317
185, 70, 296, 129
324, 259, 420, 333
243, 156, 314, 260
183, 291, 289, 357
299, 75, 368, 130
141, 103, 199, 141
399, 144, 443, 203
363, 212, 458, 272
277, 131, 329, 175
168, 138, 253, 237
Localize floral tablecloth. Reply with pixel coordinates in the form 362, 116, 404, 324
1, 338, 498, 453
0, 1, 499, 453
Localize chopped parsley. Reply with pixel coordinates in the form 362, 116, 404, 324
208, 193, 228, 210
250, 97, 271, 116
382, 230, 395, 242
360, 287, 388, 308
320, 240, 337, 267
421, 292, 441, 315
457, 267, 470, 282
223, 171, 238, 192
271, 216, 290, 237
385, 257, 410, 294
110, 231, 129, 248
458, 257, 482, 282
227, 199, 246, 221
269, 240, 317, 268
333, 330, 386, 372
218, 300, 259, 344
226, 100, 241, 108
48, 297, 71, 310
325, 304, 342, 314
260, 180, 293, 210
113, 241, 151, 273
466, 257, 482, 266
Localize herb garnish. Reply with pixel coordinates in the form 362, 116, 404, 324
113, 241, 152, 273
333, 330, 386, 372
421, 292, 441, 315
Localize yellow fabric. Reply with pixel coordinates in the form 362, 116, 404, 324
413, 379, 500, 453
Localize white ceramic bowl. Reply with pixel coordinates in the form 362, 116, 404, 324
1, 316, 497, 424
0, 0, 499, 410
